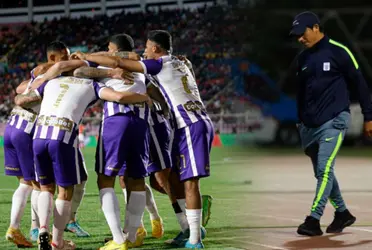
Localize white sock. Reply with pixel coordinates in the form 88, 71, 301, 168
176, 212, 189, 232
10, 183, 33, 229
70, 181, 86, 222
52, 199, 71, 248
176, 198, 189, 232
186, 209, 201, 244
122, 188, 127, 204
31, 190, 40, 230
145, 184, 160, 220
126, 191, 146, 243
177, 199, 186, 213
100, 188, 126, 244
38, 191, 54, 233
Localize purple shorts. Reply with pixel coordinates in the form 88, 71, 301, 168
4, 124, 36, 181
171, 119, 214, 181
95, 113, 149, 179
147, 120, 172, 174
33, 139, 88, 187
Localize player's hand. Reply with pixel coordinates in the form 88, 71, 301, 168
176, 55, 187, 62
70, 51, 86, 60
128, 52, 141, 61
363, 121, 372, 137
145, 95, 153, 108
110, 68, 135, 84
110, 68, 124, 80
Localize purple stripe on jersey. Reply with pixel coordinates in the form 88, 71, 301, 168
8, 115, 29, 131
30, 69, 36, 81
35, 125, 42, 138
46, 126, 54, 138
92, 81, 105, 99
157, 83, 174, 113
192, 110, 203, 121
36, 81, 48, 97
103, 102, 133, 119
177, 105, 192, 125
57, 129, 65, 141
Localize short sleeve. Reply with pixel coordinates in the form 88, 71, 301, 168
139, 59, 163, 75
92, 81, 107, 99
83, 60, 99, 68
30, 68, 36, 81
34, 81, 48, 98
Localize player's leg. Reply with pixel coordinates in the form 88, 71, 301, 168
4, 126, 34, 248
30, 182, 41, 242
95, 116, 129, 249
65, 148, 90, 237
177, 120, 213, 248
33, 138, 55, 250
119, 167, 128, 203
49, 140, 86, 250
123, 116, 149, 247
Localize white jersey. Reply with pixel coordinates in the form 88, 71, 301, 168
98, 66, 149, 121
33, 76, 105, 145
140, 55, 210, 129
7, 72, 43, 134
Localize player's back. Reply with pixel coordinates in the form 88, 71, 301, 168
34, 76, 102, 145
98, 66, 148, 120
150, 55, 209, 129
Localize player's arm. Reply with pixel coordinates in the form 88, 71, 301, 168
98, 87, 151, 105
147, 84, 169, 115
73, 66, 134, 82
14, 90, 42, 108
33, 63, 54, 77
91, 51, 140, 60
16, 79, 31, 94
30, 60, 91, 90
16, 63, 54, 94
74, 52, 162, 75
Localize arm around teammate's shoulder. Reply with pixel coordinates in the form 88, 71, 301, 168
98, 87, 151, 105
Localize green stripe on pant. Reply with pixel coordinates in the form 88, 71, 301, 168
311, 132, 343, 212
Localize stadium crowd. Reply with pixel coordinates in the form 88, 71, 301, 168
0, 5, 241, 122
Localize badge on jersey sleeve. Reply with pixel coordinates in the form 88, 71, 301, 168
323, 62, 330, 71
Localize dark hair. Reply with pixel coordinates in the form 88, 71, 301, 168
47, 41, 68, 52
109, 34, 134, 51
147, 30, 172, 53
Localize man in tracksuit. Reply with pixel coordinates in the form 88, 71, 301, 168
289, 11, 372, 236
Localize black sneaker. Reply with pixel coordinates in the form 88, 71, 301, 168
326, 209, 356, 233
297, 216, 323, 236
38, 231, 52, 250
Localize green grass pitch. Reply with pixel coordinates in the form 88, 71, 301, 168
0, 145, 370, 249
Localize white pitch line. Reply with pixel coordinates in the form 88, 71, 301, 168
213, 236, 288, 250
236, 240, 288, 250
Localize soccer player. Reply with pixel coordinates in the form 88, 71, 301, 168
16, 41, 91, 239
74, 33, 164, 248
4, 41, 70, 248
74, 30, 214, 248
15, 59, 150, 250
